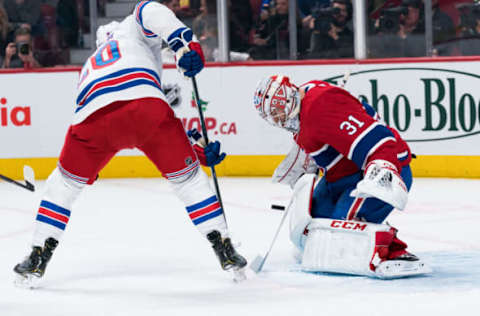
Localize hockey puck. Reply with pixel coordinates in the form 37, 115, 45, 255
271, 204, 285, 211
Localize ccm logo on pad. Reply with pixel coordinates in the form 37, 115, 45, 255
330, 220, 367, 231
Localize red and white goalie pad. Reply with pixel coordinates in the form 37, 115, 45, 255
301, 219, 431, 279
288, 174, 316, 251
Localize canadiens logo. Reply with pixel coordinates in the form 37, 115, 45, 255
271, 86, 288, 110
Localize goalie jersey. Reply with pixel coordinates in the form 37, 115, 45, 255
296, 81, 411, 182
73, 1, 190, 124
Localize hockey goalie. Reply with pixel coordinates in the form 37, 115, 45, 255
254, 75, 431, 279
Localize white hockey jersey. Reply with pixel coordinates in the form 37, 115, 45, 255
73, 1, 191, 124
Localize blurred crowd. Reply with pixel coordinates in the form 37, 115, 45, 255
173, 0, 480, 61
0, 0, 103, 68
1, 0, 480, 69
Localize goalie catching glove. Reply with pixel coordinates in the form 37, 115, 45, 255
187, 128, 226, 167
351, 159, 408, 210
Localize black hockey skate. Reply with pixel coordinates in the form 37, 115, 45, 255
207, 230, 247, 271
14, 237, 58, 285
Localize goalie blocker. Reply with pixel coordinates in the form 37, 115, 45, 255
289, 174, 431, 279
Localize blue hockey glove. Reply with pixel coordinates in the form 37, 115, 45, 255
187, 128, 226, 167
177, 42, 205, 78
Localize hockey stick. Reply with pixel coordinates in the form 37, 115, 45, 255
191, 77, 247, 281
191, 77, 227, 224
339, 69, 351, 88
0, 165, 35, 192
250, 202, 292, 273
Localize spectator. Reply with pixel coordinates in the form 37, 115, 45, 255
194, 0, 254, 54
0, 4, 13, 59
307, 0, 353, 59
2, 26, 41, 68
161, 0, 181, 15
457, 1, 480, 56
190, 0, 251, 61
370, 0, 425, 58
432, 0, 456, 56
56, 0, 79, 48
161, 0, 197, 25
192, 0, 216, 39
191, 0, 217, 61
230, 0, 254, 53
249, 0, 302, 60
298, 0, 331, 28
3, 0, 43, 37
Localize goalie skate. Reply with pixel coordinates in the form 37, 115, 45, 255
373, 254, 432, 279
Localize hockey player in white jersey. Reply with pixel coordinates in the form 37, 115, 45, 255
14, 0, 246, 285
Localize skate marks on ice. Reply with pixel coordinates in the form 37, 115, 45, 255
255, 250, 480, 293
2, 178, 480, 316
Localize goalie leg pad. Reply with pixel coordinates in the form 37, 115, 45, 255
301, 218, 430, 278
288, 174, 316, 251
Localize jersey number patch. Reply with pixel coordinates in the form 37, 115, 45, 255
91, 40, 122, 70
340, 115, 364, 135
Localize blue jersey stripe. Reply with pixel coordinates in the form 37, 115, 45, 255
361, 100, 377, 118
186, 195, 218, 213
351, 125, 395, 169
77, 67, 161, 104
311, 145, 341, 170
40, 200, 71, 217
192, 209, 223, 225
36, 214, 67, 230
76, 79, 163, 112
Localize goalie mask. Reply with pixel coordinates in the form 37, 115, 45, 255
254, 75, 301, 132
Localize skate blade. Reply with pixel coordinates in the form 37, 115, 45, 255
375, 260, 432, 279
232, 267, 247, 283
14, 273, 41, 289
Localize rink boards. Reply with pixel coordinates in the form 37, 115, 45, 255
1, 57, 480, 179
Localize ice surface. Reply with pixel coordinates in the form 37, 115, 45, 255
1, 177, 479, 316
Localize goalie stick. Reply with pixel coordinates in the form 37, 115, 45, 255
0, 165, 35, 192
250, 203, 291, 273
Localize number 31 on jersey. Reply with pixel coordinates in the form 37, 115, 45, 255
340, 115, 364, 135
